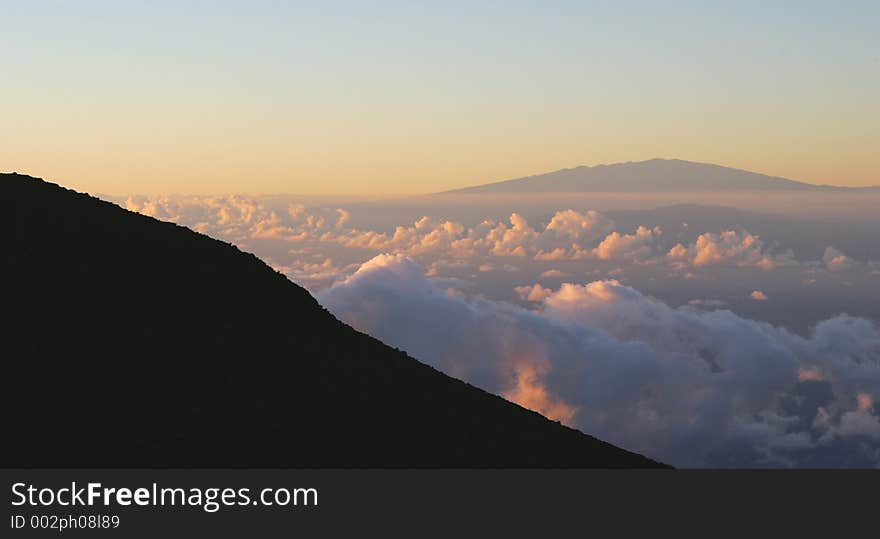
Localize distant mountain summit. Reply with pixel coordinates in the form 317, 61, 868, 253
1, 172, 665, 468
445, 159, 850, 193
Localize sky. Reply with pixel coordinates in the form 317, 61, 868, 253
2, 1, 878, 195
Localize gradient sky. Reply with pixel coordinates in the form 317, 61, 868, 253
2, 1, 878, 194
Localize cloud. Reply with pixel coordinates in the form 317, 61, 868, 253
268, 256, 358, 291
836, 409, 880, 439
667, 230, 797, 270
832, 395, 880, 439
124, 196, 844, 282
125, 194, 345, 243
337, 209, 617, 262
544, 209, 614, 244
502, 361, 577, 425
426, 259, 474, 277
750, 290, 769, 301
119, 195, 880, 465
319, 255, 880, 468
688, 298, 728, 308
515, 284, 554, 302
592, 226, 662, 263
334, 208, 351, 229
823, 246, 857, 272
797, 368, 823, 382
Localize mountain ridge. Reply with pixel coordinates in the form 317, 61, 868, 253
1, 172, 666, 468
442, 159, 878, 193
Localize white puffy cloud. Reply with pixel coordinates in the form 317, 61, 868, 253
319, 255, 880, 468
337, 209, 616, 262
667, 230, 796, 270
543, 209, 614, 244
592, 226, 661, 263
338, 216, 468, 255
484, 213, 538, 257
267, 256, 360, 291
124, 196, 836, 280
515, 284, 554, 302
125, 195, 344, 243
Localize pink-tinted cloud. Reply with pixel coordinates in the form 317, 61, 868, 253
320, 255, 880, 467
823, 246, 857, 271
514, 284, 554, 302
592, 226, 661, 263
667, 230, 796, 270
750, 290, 769, 301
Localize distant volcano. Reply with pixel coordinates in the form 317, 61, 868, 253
444, 158, 867, 193
1, 172, 666, 468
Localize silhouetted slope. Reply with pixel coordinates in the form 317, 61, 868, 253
445, 158, 840, 193
1, 173, 666, 468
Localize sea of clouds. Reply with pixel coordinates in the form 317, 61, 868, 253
122, 194, 880, 466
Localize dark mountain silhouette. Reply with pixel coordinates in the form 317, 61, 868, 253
444, 158, 873, 193
1, 173, 666, 468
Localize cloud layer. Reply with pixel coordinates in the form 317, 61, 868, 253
120, 194, 880, 466
319, 254, 880, 467
122, 195, 863, 293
